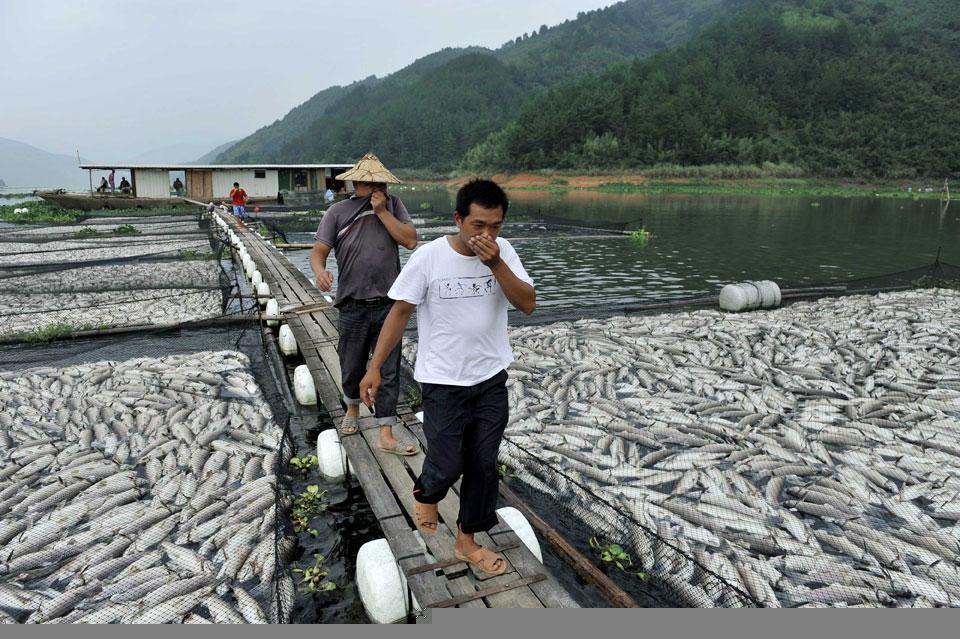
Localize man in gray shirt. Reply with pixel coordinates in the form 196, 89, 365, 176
310, 153, 419, 454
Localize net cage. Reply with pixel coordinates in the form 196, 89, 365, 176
0, 211, 311, 624
401, 259, 960, 609
4, 203, 960, 615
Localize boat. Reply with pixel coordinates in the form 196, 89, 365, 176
36, 190, 189, 211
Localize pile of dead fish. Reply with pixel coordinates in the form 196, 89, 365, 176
406, 288, 960, 607
0, 217, 223, 338
0, 350, 295, 623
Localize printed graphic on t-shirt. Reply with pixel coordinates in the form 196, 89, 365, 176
438, 276, 496, 299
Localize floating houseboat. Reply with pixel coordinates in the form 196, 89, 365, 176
38, 163, 355, 210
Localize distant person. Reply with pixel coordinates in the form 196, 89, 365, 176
229, 182, 248, 218
108, 169, 116, 193
173, 177, 184, 196
97, 177, 109, 192
119, 177, 132, 194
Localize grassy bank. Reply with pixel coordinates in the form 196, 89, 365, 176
400, 169, 951, 201
0, 201, 195, 224
0, 201, 85, 223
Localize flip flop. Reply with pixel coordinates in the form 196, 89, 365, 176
338, 415, 359, 436
415, 501, 438, 536
378, 440, 419, 456
454, 545, 507, 577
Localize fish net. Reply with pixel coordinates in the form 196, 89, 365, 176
0, 210, 318, 624
399, 260, 960, 609
490, 282, 960, 608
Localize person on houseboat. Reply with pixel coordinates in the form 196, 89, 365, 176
97, 177, 109, 192
229, 182, 248, 218
310, 152, 419, 456
108, 169, 116, 193
118, 177, 132, 194
173, 177, 184, 196
359, 178, 536, 577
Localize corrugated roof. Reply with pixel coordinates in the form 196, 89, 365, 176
78, 163, 354, 170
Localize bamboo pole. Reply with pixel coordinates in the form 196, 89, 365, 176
497, 482, 641, 608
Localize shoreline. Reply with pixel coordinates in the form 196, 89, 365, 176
401, 172, 950, 200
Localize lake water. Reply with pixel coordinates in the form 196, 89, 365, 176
280, 188, 960, 311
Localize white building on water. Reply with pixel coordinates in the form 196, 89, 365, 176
77, 163, 354, 201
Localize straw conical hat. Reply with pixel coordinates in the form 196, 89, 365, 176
336, 152, 402, 184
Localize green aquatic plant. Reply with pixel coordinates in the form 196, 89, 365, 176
629, 229, 651, 244
418, 202, 433, 210
112, 224, 141, 235
403, 385, 422, 411
75, 227, 99, 238
289, 455, 318, 477
0, 202, 85, 224
293, 553, 337, 593
589, 536, 649, 580
177, 249, 216, 261
8, 323, 78, 343
498, 463, 516, 482
291, 484, 328, 533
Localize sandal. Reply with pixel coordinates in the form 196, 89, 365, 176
338, 415, 359, 436
455, 545, 507, 577
379, 439, 419, 456
414, 501, 438, 536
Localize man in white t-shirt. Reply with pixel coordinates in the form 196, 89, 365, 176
359, 179, 535, 576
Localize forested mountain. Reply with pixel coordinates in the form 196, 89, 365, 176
466, 0, 960, 178
216, 47, 484, 163
215, 0, 738, 169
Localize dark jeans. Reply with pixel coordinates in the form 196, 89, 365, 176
337, 298, 400, 426
413, 369, 509, 534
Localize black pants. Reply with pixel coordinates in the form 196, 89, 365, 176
337, 298, 401, 425
413, 369, 509, 534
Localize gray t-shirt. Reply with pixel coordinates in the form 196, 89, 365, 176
314, 193, 413, 305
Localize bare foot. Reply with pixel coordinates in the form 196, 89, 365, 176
379, 427, 415, 454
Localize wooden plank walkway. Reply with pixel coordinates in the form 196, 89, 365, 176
214, 212, 578, 613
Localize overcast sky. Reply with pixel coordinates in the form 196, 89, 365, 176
0, 0, 615, 161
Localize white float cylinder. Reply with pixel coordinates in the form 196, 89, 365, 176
719, 280, 782, 312
256, 281, 270, 305
316, 428, 357, 480
356, 539, 421, 624
265, 298, 279, 327
293, 364, 317, 406
495, 507, 542, 563
278, 324, 298, 356
251, 271, 263, 287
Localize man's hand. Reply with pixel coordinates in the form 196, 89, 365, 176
468, 233, 500, 267
316, 270, 334, 291
359, 368, 381, 408
371, 190, 388, 215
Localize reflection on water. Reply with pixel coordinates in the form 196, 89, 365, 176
282, 189, 960, 309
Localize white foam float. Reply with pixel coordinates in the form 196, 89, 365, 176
719, 280, 781, 312
265, 298, 279, 327
496, 506, 542, 562
256, 281, 270, 305
278, 324, 298, 356
356, 539, 421, 624
251, 271, 263, 287
293, 364, 317, 406
316, 428, 354, 480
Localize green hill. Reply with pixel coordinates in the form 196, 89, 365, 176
215, 0, 738, 169
466, 0, 960, 178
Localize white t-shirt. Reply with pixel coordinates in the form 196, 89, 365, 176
388, 236, 533, 386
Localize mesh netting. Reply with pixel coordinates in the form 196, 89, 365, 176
0, 211, 311, 624
401, 271, 960, 608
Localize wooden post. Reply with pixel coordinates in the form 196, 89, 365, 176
498, 482, 640, 608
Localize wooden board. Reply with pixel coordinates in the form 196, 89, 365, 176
214, 211, 578, 610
